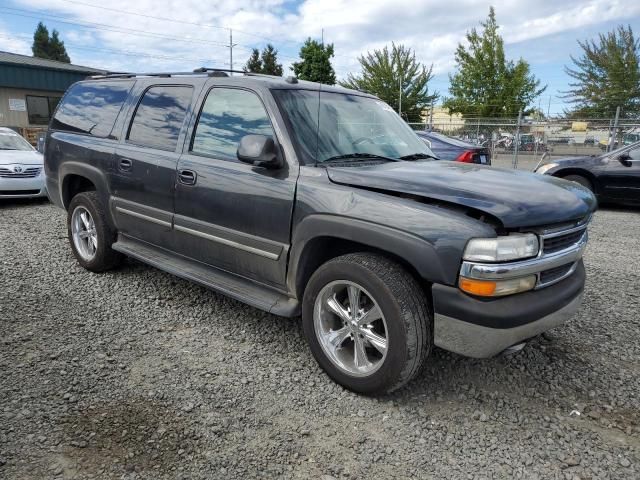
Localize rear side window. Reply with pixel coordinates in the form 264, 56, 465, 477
51, 81, 133, 137
127, 85, 193, 151
191, 88, 274, 161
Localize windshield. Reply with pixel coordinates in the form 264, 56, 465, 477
0, 131, 34, 151
273, 89, 435, 164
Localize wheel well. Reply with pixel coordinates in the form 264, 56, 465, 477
553, 169, 596, 192
294, 236, 432, 302
62, 174, 96, 209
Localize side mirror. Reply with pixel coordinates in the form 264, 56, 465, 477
237, 134, 282, 169
618, 152, 632, 166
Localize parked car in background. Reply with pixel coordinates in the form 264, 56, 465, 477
46, 70, 595, 395
536, 141, 640, 205
0, 127, 46, 199
416, 131, 491, 165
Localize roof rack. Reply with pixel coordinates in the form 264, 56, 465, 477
89, 67, 298, 83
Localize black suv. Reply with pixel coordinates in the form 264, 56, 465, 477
45, 70, 596, 394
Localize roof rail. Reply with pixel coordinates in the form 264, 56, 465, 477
88, 67, 298, 82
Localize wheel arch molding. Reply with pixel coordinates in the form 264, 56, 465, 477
59, 162, 110, 210
288, 215, 452, 298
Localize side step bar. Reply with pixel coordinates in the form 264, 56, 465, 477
112, 235, 300, 317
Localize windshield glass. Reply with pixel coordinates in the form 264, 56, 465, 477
0, 131, 34, 151
273, 89, 435, 164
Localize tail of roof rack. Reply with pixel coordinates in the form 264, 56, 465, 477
89, 67, 298, 82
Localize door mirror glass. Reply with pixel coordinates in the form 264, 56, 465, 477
237, 134, 282, 169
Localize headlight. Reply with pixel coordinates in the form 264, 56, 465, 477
535, 163, 558, 175
463, 234, 539, 262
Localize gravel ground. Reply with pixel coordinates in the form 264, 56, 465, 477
1, 199, 639, 480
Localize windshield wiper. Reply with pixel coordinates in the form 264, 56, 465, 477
322, 153, 400, 163
399, 153, 439, 160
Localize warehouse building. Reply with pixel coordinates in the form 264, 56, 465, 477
0, 51, 105, 142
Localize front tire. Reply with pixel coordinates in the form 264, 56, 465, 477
302, 253, 432, 395
67, 191, 123, 272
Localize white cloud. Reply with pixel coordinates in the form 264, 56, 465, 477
10, 0, 640, 79
0, 24, 31, 55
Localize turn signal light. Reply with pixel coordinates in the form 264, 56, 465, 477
459, 275, 537, 297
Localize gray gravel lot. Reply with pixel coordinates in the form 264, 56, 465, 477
1, 199, 639, 479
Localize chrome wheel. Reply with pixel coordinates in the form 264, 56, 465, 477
71, 206, 98, 261
313, 280, 388, 377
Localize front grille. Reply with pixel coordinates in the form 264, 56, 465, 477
543, 228, 586, 254
0, 167, 42, 178
0, 189, 41, 195
539, 263, 574, 285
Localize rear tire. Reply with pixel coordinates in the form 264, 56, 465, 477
302, 253, 432, 395
562, 174, 593, 192
67, 191, 123, 272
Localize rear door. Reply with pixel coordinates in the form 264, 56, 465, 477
110, 83, 196, 248
172, 85, 298, 289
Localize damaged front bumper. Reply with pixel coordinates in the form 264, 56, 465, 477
432, 261, 585, 358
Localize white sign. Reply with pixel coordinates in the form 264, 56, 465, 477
8, 98, 26, 112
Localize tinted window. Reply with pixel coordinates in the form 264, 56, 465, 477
51, 81, 133, 137
128, 85, 193, 151
191, 88, 274, 161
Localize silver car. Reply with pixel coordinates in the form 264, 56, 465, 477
0, 127, 46, 199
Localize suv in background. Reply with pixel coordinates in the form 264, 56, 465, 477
45, 70, 596, 394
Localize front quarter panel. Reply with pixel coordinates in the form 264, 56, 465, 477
290, 167, 496, 290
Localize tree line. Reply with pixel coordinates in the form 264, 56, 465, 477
31, 7, 640, 119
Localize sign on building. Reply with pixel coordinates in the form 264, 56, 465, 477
8, 99, 26, 111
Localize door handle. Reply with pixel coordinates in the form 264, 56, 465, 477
119, 158, 132, 171
178, 169, 197, 186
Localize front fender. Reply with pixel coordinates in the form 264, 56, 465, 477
288, 214, 454, 295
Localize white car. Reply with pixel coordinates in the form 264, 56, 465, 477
0, 127, 47, 199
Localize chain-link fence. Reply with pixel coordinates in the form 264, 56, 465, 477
408, 116, 640, 171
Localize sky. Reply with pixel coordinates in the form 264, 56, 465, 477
0, 0, 639, 115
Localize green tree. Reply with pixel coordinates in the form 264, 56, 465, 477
341, 43, 437, 120
443, 7, 545, 117
31, 22, 71, 63
244, 48, 263, 73
260, 44, 283, 76
244, 44, 283, 76
291, 38, 336, 85
564, 25, 640, 118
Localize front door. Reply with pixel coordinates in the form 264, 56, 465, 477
173, 86, 298, 289
111, 84, 195, 248
599, 146, 640, 202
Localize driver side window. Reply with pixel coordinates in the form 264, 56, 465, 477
191, 88, 274, 162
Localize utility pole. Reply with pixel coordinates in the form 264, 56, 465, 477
228, 29, 237, 73
609, 106, 621, 153
398, 73, 402, 118
321, 28, 324, 47
428, 99, 434, 131
512, 109, 522, 169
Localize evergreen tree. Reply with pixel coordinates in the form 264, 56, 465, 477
443, 7, 545, 117
291, 38, 336, 85
31, 22, 71, 63
564, 25, 640, 118
32, 22, 50, 59
341, 43, 437, 120
244, 48, 263, 73
261, 44, 283, 76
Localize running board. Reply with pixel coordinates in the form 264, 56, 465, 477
112, 235, 300, 317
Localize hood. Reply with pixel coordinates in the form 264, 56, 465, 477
327, 161, 597, 228
0, 150, 43, 166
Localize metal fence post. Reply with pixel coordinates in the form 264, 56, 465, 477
609, 106, 621, 152
512, 110, 522, 169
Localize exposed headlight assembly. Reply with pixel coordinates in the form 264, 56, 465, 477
463, 234, 539, 263
535, 163, 558, 175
